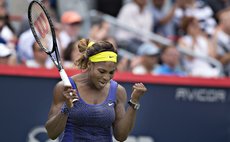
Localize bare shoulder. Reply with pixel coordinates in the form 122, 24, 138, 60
116, 84, 127, 103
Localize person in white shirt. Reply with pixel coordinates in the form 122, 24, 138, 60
116, 0, 153, 42
178, 16, 219, 77
17, 29, 35, 63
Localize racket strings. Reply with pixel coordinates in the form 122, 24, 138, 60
30, 2, 53, 53
29, 1, 63, 71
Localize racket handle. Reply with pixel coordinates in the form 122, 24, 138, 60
72, 99, 78, 102
60, 69, 78, 104
59, 69, 72, 87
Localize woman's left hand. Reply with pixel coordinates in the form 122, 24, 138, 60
131, 83, 147, 103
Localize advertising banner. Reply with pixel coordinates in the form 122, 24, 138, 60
1, 66, 230, 142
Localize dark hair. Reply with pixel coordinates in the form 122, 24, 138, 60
32, 41, 43, 53
74, 38, 117, 69
63, 41, 77, 61
32, 41, 37, 51
180, 16, 196, 33
0, 13, 15, 34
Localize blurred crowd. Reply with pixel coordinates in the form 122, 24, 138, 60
1, 0, 230, 78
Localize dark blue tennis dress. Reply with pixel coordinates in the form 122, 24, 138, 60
60, 78, 118, 142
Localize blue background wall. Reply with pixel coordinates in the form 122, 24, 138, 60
1, 66, 230, 142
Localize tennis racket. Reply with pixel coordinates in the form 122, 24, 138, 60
28, 0, 78, 102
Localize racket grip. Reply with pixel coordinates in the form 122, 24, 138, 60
72, 99, 78, 102
59, 69, 72, 87
60, 69, 78, 103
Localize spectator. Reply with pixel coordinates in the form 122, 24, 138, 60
88, 17, 118, 50
0, 43, 17, 65
117, 57, 132, 72
89, 18, 111, 40
178, 16, 219, 77
174, 0, 216, 36
153, 45, 186, 76
131, 42, 160, 75
0, 0, 17, 50
151, 0, 178, 39
17, 29, 35, 63
89, 18, 110, 41
62, 41, 81, 69
115, 0, 153, 54
116, 0, 152, 41
59, 11, 83, 52
212, 8, 230, 76
25, 41, 52, 68
204, 0, 230, 22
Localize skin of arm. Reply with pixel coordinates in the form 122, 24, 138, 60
212, 27, 230, 65
113, 83, 146, 141
207, 37, 216, 58
45, 81, 77, 140
217, 53, 230, 65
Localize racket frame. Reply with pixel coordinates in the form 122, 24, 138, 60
28, 0, 75, 90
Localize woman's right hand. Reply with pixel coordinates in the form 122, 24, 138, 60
63, 87, 78, 108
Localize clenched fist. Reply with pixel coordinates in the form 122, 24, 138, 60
131, 83, 147, 103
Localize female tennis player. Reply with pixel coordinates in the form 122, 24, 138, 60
45, 38, 147, 142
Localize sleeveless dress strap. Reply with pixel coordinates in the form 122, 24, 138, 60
108, 80, 118, 102
69, 78, 117, 102
68, 77, 77, 89
68, 77, 81, 99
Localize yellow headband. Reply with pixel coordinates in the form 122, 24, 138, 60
87, 41, 95, 48
89, 51, 117, 63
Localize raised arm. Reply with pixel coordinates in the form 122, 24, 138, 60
113, 83, 147, 141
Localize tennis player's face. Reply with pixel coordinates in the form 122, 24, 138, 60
90, 62, 116, 89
